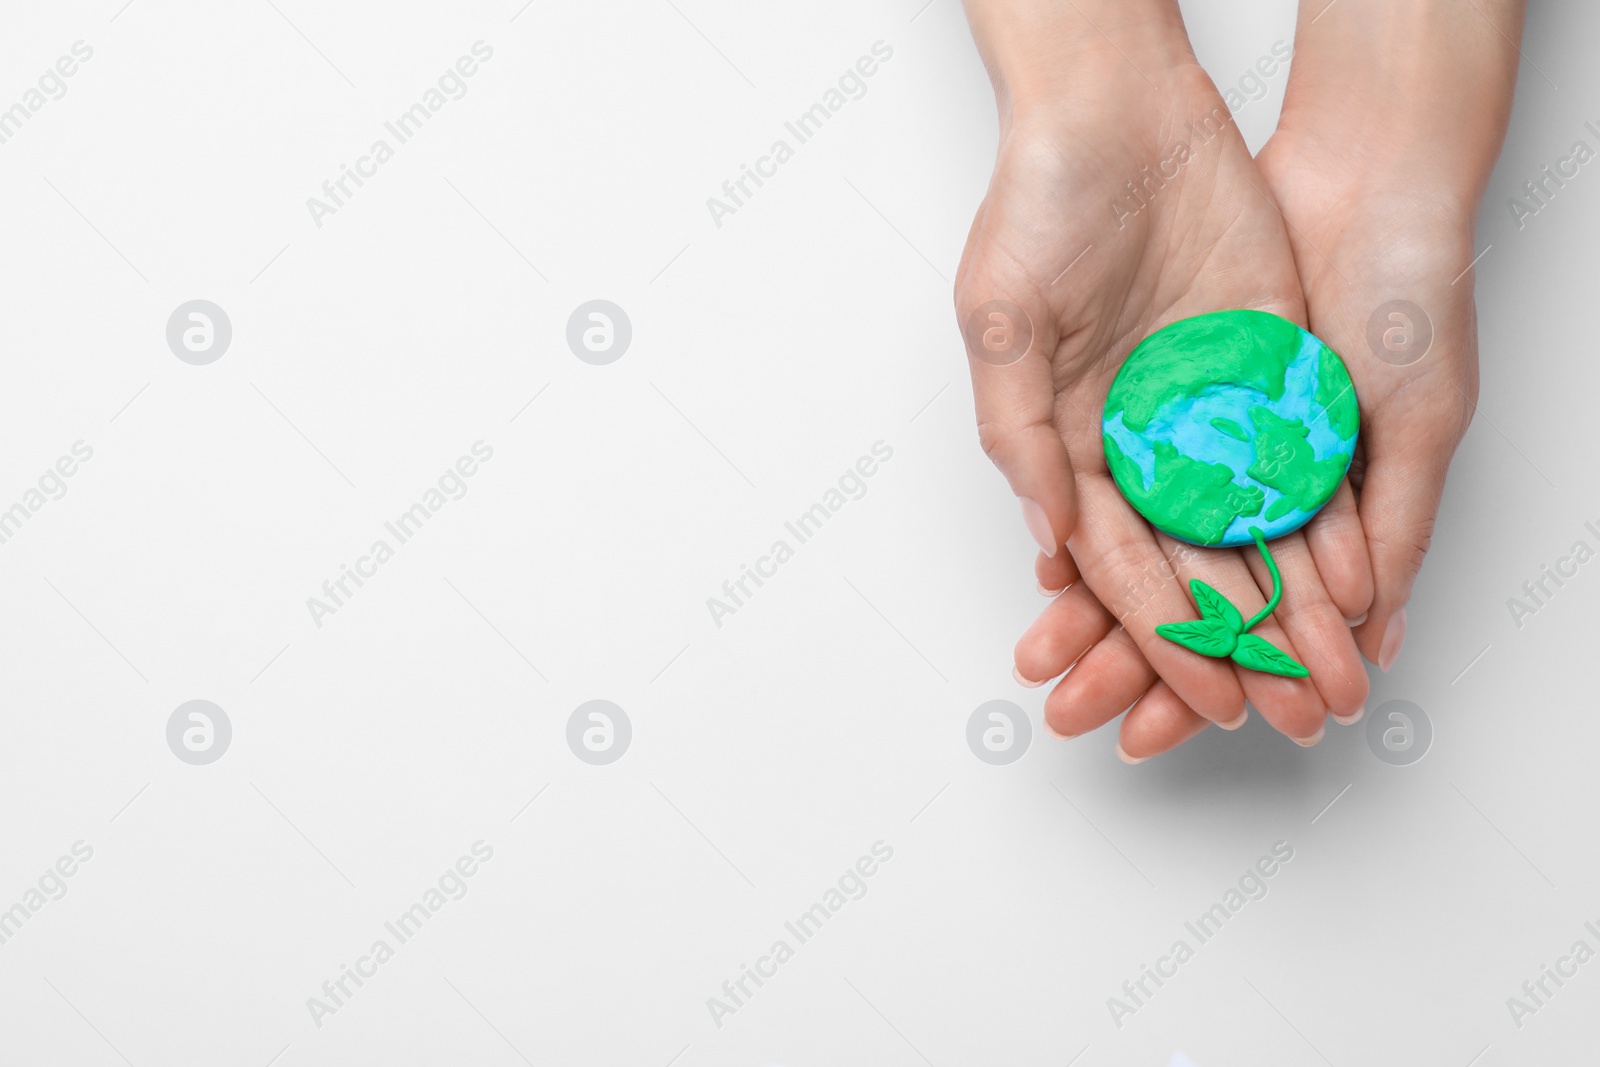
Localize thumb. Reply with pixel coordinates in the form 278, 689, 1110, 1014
959, 295, 1076, 557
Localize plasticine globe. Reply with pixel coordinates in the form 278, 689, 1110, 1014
1101, 309, 1359, 548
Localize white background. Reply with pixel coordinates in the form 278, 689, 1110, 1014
0, 1, 1596, 1064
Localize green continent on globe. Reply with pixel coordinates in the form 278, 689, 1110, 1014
1105, 437, 1264, 545
1105, 309, 1304, 432
1314, 346, 1359, 439
1245, 406, 1349, 521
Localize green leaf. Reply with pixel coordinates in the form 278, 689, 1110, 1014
1156, 618, 1236, 658
1229, 633, 1309, 677
1210, 416, 1251, 442
1189, 579, 1243, 634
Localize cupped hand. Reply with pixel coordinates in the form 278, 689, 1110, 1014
957, 53, 1372, 756
1254, 125, 1481, 674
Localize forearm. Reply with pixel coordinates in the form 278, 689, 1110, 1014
1278, 0, 1527, 209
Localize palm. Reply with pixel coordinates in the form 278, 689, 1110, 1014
963, 69, 1303, 401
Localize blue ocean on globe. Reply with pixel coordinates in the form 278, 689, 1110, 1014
1103, 329, 1357, 547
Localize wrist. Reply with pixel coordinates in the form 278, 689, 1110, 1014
1275, 1, 1523, 213
962, 0, 1196, 123
1275, 101, 1507, 220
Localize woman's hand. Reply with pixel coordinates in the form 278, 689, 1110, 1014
1253, 0, 1525, 672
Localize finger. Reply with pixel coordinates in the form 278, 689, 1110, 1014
958, 289, 1076, 558
1043, 625, 1157, 738
1242, 530, 1369, 726
1067, 473, 1247, 723
1013, 583, 1116, 687
1117, 682, 1212, 763
1157, 532, 1328, 743
1349, 390, 1469, 670
1036, 548, 1080, 597
1303, 479, 1374, 623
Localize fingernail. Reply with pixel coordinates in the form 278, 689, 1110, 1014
1019, 496, 1057, 558
1379, 608, 1407, 672
1345, 612, 1368, 627
1293, 725, 1325, 747
1115, 743, 1147, 765
1219, 709, 1248, 731
1043, 719, 1078, 740
1012, 665, 1046, 689
1332, 705, 1365, 726
1038, 581, 1064, 597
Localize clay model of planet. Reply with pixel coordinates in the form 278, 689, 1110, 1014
1101, 309, 1359, 548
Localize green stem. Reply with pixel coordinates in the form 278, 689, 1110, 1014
1243, 526, 1282, 633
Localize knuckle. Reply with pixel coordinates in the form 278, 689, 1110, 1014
1374, 517, 1434, 572
1339, 669, 1371, 715
1045, 657, 1113, 721
976, 420, 1011, 465
1033, 625, 1081, 668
